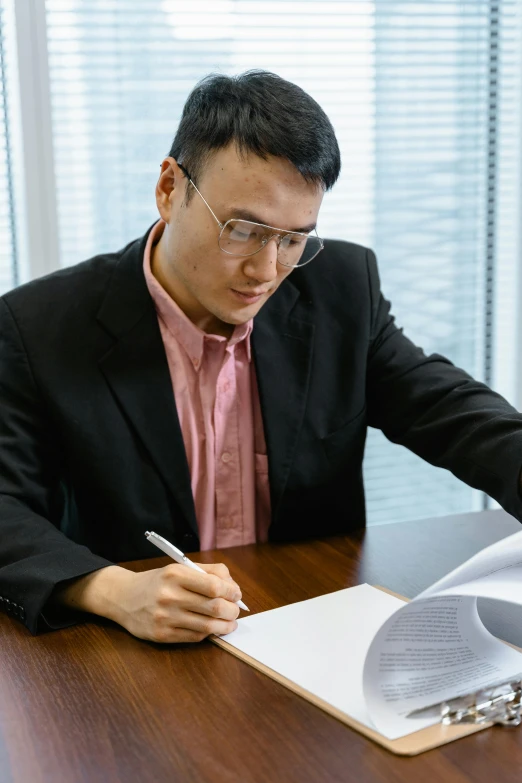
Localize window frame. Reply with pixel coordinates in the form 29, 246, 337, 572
13, 0, 59, 282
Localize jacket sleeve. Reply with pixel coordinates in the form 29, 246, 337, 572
365, 249, 522, 522
0, 297, 112, 634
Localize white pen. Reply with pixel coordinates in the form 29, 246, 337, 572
145, 530, 250, 612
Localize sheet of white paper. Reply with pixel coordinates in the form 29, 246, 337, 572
220, 584, 403, 733
434, 565, 522, 605
363, 594, 522, 739
419, 529, 522, 599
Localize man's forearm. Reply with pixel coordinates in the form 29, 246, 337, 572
53, 565, 135, 625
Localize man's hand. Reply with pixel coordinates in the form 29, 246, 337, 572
54, 563, 242, 643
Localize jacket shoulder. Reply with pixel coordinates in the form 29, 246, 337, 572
1, 237, 141, 328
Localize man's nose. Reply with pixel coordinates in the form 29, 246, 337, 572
242, 237, 280, 283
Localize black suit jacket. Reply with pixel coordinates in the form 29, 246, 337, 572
2, 224, 522, 633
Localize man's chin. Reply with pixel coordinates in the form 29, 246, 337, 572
219, 299, 266, 324
219, 311, 256, 327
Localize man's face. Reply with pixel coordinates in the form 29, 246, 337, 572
153, 144, 324, 335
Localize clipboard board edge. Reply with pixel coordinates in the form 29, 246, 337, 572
210, 584, 499, 755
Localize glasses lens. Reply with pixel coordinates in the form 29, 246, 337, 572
219, 219, 323, 266
219, 220, 267, 256
278, 234, 323, 267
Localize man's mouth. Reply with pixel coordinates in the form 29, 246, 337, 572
230, 288, 270, 303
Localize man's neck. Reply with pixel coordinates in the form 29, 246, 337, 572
150, 234, 235, 339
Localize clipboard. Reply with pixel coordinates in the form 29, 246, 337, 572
211, 586, 522, 755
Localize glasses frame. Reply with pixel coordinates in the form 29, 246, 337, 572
178, 163, 324, 268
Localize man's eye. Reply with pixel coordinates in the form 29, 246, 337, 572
231, 228, 252, 241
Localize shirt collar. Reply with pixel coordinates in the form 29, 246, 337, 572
143, 219, 253, 369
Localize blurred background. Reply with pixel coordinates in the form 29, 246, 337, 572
1, 0, 521, 526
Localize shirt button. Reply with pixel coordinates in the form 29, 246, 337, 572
221, 452, 232, 463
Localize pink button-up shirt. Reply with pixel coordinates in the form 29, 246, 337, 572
144, 220, 271, 550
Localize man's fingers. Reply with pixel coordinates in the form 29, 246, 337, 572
172, 564, 242, 602
177, 591, 241, 621
170, 629, 209, 644
200, 562, 231, 580
198, 563, 239, 586
141, 627, 209, 644
177, 611, 238, 638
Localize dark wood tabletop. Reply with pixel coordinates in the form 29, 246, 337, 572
1, 509, 522, 783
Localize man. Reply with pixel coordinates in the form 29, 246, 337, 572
1, 70, 522, 644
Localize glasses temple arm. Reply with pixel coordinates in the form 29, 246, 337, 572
186, 177, 224, 230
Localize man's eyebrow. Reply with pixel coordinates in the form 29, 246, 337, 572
229, 207, 317, 234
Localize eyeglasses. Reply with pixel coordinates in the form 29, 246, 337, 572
178, 164, 324, 268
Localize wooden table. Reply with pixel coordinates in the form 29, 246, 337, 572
1, 509, 522, 783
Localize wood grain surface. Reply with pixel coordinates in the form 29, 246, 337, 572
0, 509, 521, 783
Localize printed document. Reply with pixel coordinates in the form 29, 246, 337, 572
221, 530, 522, 739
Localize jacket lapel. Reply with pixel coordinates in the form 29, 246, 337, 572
252, 283, 315, 526
96, 227, 198, 537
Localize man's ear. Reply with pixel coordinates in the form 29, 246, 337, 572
155, 157, 185, 222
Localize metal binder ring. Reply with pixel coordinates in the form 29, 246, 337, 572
441, 680, 522, 727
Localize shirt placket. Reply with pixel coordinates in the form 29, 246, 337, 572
214, 346, 243, 548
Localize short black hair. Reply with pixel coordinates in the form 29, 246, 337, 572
168, 70, 341, 195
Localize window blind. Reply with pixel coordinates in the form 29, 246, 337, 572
0, 0, 17, 295
366, 0, 521, 523
44, 0, 521, 525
